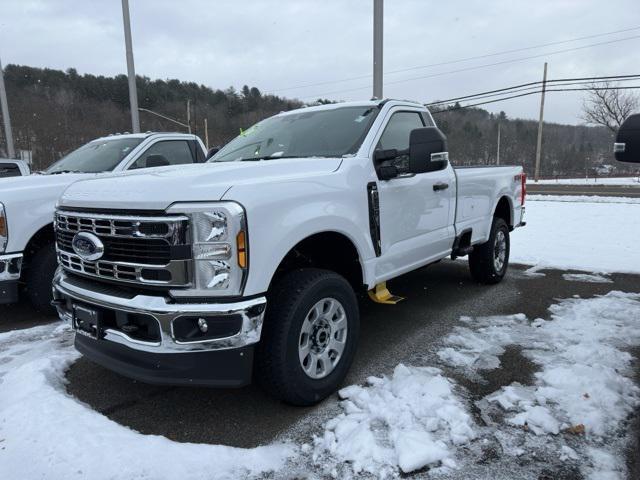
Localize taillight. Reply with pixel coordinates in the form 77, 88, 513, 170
521, 173, 527, 205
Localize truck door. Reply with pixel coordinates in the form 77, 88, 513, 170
373, 109, 456, 280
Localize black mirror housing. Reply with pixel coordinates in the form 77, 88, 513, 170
378, 164, 398, 180
615, 114, 640, 163
409, 127, 448, 174
374, 148, 399, 163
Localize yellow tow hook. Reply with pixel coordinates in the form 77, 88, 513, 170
368, 282, 405, 304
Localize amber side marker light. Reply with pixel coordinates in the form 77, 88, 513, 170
236, 231, 247, 268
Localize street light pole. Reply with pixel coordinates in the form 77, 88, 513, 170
0, 57, 15, 158
373, 0, 383, 99
121, 0, 140, 133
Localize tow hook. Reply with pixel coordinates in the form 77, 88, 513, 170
368, 282, 404, 305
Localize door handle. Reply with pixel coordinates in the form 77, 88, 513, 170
433, 182, 449, 191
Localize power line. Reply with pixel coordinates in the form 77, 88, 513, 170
299, 34, 640, 100
426, 74, 640, 106
430, 85, 640, 113
269, 26, 640, 94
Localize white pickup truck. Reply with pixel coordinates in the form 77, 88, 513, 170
52, 100, 526, 405
0, 159, 30, 178
0, 132, 207, 311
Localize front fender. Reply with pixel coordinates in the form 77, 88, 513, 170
223, 177, 376, 296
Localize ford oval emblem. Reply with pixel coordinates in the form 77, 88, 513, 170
72, 232, 105, 261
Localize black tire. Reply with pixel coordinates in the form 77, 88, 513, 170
25, 243, 58, 315
255, 268, 360, 406
469, 217, 510, 284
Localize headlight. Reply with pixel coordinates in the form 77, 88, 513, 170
166, 202, 248, 297
0, 203, 7, 253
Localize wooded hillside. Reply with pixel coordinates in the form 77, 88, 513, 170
0, 64, 625, 175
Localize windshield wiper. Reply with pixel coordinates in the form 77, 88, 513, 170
237, 155, 326, 162
47, 169, 84, 175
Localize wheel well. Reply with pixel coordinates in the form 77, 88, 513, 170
22, 224, 55, 275
271, 232, 364, 292
494, 197, 512, 228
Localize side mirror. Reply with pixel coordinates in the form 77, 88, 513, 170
373, 149, 398, 163
409, 127, 448, 174
615, 114, 640, 163
206, 146, 220, 160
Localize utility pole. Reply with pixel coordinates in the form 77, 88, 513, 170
186, 99, 192, 134
534, 62, 548, 182
121, 0, 140, 133
496, 122, 501, 165
204, 118, 209, 149
0, 57, 15, 158
372, 0, 383, 99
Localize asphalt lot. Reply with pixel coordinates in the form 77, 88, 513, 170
2, 261, 639, 477
527, 182, 640, 197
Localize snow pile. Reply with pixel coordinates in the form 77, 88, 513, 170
438, 291, 640, 479
562, 273, 613, 283
0, 324, 294, 480
511, 199, 640, 274
528, 194, 640, 204
312, 365, 476, 476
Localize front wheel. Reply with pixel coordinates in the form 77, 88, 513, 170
469, 217, 510, 284
255, 268, 359, 406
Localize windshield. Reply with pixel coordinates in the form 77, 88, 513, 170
46, 138, 143, 174
210, 106, 378, 162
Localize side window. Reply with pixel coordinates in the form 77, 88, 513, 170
376, 112, 425, 151
375, 111, 425, 172
129, 140, 195, 170
0, 164, 21, 177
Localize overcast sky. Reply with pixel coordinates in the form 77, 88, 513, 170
1, 0, 639, 124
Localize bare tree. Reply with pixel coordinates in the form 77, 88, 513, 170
581, 82, 639, 133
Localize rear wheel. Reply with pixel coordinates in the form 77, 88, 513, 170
256, 268, 359, 406
469, 217, 510, 284
25, 243, 57, 315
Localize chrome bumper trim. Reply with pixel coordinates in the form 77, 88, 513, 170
0, 253, 22, 281
52, 270, 265, 353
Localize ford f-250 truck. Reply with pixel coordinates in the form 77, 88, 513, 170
0, 132, 207, 311
52, 100, 525, 405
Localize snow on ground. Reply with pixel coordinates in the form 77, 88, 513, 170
528, 194, 640, 204
529, 177, 640, 185
311, 365, 476, 476
511, 196, 640, 274
0, 324, 294, 480
437, 291, 640, 480
306, 292, 640, 479
562, 273, 613, 283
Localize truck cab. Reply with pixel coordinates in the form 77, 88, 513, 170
52, 100, 525, 405
0, 132, 207, 310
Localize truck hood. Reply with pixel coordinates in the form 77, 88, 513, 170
0, 172, 95, 205
59, 158, 344, 211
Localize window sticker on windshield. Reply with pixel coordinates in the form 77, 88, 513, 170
240, 125, 258, 137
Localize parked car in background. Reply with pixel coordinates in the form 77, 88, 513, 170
0, 132, 207, 312
0, 159, 30, 178
52, 99, 526, 405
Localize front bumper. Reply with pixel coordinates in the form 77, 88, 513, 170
53, 270, 266, 386
0, 253, 23, 304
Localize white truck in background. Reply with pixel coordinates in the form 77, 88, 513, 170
52, 100, 526, 405
0, 159, 30, 178
0, 133, 207, 311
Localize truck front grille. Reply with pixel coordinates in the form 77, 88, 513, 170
55, 210, 191, 287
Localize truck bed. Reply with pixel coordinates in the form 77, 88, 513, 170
453, 165, 524, 245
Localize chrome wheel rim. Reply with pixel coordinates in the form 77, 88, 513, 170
493, 230, 507, 272
298, 297, 348, 379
